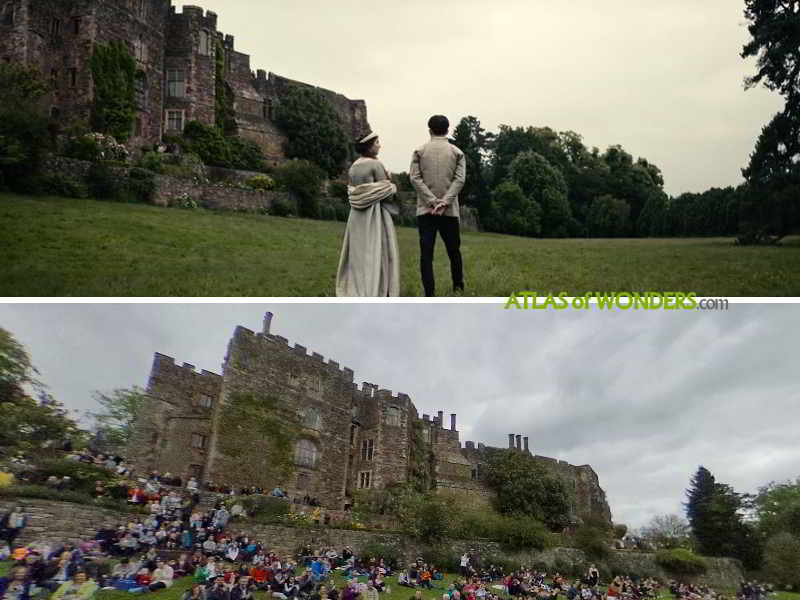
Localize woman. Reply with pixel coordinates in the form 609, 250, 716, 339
52, 570, 98, 600
336, 132, 400, 297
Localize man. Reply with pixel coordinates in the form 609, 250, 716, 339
410, 114, 467, 296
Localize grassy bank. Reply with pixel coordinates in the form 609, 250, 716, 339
2, 195, 799, 296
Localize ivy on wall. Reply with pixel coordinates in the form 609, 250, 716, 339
409, 419, 435, 493
215, 43, 237, 135
90, 41, 137, 142
215, 392, 298, 489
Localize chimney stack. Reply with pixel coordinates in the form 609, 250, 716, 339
450, 413, 456, 431
263, 312, 273, 334
523, 436, 529, 453
437, 411, 443, 427
508, 434, 514, 448
516, 434, 522, 450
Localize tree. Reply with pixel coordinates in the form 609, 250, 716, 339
740, 1, 800, 243
640, 513, 691, 549
485, 449, 573, 531
763, 532, 800, 589
90, 41, 137, 142
587, 195, 631, 237
273, 159, 326, 218
274, 85, 350, 177
685, 466, 762, 568
742, 0, 800, 106
752, 478, 800, 540
451, 116, 494, 216
88, 387, 149, 451
487, 181, 542, 236
0, 64, 51, 191
0, 328, 84, 454
739, 110, 800, 243
509, 151, 572, 237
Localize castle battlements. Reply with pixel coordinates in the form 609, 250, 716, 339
132, 312, 612, 527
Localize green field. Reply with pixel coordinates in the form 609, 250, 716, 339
2, 194, 799, 297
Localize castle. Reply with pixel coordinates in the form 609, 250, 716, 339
0, 0, 370, 165
128, 313, 613, 527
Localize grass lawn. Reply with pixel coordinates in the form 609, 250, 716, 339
1, 194, 799, 296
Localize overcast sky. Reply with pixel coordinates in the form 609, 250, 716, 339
175, 0, 783, 196
2, 303, 798, 529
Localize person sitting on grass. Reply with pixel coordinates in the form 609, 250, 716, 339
149, 559, 174, 591
230, 575, 254, 600
207, 576, 230, 600
0, 564, 33, 600
52, 569, 98, 600
183, 583, 207, 600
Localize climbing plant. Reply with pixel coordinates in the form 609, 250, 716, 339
90, 41, 137, 142
215, 392, 298, 489
215, 43, 237, 135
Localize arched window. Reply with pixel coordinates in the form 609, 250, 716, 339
303, 406, 321, 430
294, 439, 318, 468
385, 406, 401, 427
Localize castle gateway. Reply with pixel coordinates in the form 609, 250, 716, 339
128, 313, 613, 527
0, 0, 370, 165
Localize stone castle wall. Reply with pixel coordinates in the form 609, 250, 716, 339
129, 314, 614, 527
0, 0, 370, 164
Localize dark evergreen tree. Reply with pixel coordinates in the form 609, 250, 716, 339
451, 116, 493, 218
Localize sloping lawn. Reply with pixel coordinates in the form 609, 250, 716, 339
2, 194, 799, 296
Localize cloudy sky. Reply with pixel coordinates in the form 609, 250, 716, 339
175, 0, 783, 196
1, 302, 798, 529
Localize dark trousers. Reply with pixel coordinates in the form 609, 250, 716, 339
417, 214, 463, 297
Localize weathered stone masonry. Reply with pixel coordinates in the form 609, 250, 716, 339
0, 0, 370, 165
129, 313, 613, 527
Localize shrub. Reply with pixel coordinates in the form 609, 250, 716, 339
655, 548, 708, 576
335, 202, 350, 222
421, 546, 461, 572
269, 196, 296, 217
483, 553, 523, 574
494, 514, 553, 551
179, 121, 267, 171
245, 174, 276, 191
127, 167, 156, 203
273, 159, 325, 218
573, 522, 612, 561
86, 162, 125, 200
41, 174, 89, 199
64, 135, 102, 162
0, 484, 91, 504
328, 180, 348, 201
359, 541, 401, 570
763, 532, 800, 590
228, 495, 290, 523
33, 458, 115, 494
136, 151, 166, 174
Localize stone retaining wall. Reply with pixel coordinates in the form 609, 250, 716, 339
151, 174, 294, 213
0, 499, 741, 588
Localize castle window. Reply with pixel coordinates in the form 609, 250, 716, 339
50, 18, 61, 37
69, 68, 77, 87
72, 17, 80, 35
199, 30, 212, 56
197, 394, 213, 409
360, 439, 374, 461
421, 427, 430, 443
349, 424, 356, 445
358, 471, 371, 489
385, 406, 401, 427
50, 69, 58, 88
471, 468, 478, 480
165, 110, 184, 132
134, 117, 142, 137
294, 439, 318, 468
135, 72, 146, 108
167, 69, 186, 98
50, 106, 60, 119
134, 36, 147, 62
2, 3, 14, 26
191, 433, 207, 449
303, 407, 321, 430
